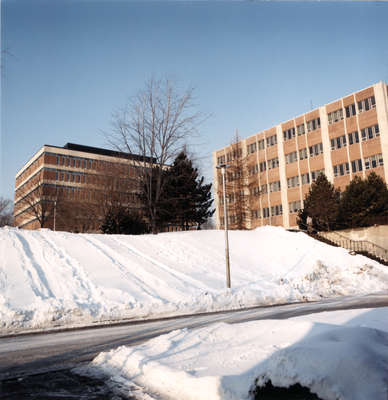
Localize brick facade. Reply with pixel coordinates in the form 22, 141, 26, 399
14, 143, 145, 232
213, 81, 388, 229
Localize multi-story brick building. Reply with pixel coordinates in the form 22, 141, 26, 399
213, 81, 388, 229
14, 143, 147, 232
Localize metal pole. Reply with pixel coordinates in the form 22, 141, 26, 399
221, 167, 231, 289
53, 200, 57, 231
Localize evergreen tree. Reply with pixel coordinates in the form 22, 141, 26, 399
337, 175, 368, 228
297, 174, 340, 231
194, 176, 214, 229
101, 206, 149, 235
339, 172, 388, 228
364, 172, 388, 220
162, 152, 214, 230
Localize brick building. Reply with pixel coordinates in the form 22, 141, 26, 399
14, 143, 147, 232
213, 81, 388, 229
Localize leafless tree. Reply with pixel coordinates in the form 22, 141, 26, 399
0, 197, 13, 227
17, 181, 60, 229
106, 77, 205, 233
217, 132, 253, 230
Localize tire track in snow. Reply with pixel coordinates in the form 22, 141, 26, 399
81, 235, 173, 304
113, 236, 207, 291
11, 230, 55, 300
37, 232, 108, 312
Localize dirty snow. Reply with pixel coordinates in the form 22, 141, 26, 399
88, 307, 388, 400
1, 225, 388, 333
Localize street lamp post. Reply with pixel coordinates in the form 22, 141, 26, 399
217, 163, 231, 289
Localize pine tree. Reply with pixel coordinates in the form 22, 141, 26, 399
101, 206, 149, 235
337, 175, 368, 228
162, 151, 214, 230
194, 176, 214, 229
298, 174, 340, 231
339, 172, 388, 228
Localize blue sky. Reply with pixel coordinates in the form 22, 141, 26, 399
2, 0, 388, 201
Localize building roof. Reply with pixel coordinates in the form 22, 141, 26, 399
63, 143, 155, 163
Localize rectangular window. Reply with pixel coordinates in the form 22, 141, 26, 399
271, 204, 283, 217
283, 127, 296, 141
269, 181, 281, 192
307, 117, 321, 132
260, 184, 268, 194
358, 96, 376, 113
345, 103, 356, 118
351, 159, 363, 173
364, 153, 384, 170
268, 157, 279, 169
259, 161, 267, 172
331, 135, 347, 150
287, 176, 300, 188
309, 143, 323, 157
348, 131, 359, 145
328, 108, 344, 125
289, 201, 301, 213
263, 207, 270, 218
299, 148, 308, 160
266, 135, 277, 147
333, 162, 350, 177
297, 124, 305, 136
301, 173, 310, 185
360, 124, 380, 141
285, 151, 298, 164
247, 142, 257, 154
258, 139, 265, 150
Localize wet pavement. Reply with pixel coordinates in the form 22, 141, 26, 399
0, 369, 137, 400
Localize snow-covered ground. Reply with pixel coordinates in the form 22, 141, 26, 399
85, 306, 388, 400
1, 226, 388, 333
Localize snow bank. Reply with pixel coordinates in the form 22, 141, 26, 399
1, 226, 388, 333
88, 307, 388, 400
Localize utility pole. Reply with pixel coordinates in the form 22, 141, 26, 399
217, 163, 231, 289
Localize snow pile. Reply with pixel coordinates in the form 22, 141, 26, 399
1, 226, 388, 333
88, 307, 388, 400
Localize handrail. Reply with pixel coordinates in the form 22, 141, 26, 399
318, 230, 388, 263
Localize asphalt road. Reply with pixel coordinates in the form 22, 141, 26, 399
1, 292, 387, 380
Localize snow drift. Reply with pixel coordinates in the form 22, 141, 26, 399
88, 307, 388, 400
1, 226, 388, 333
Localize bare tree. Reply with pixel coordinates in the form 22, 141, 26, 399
16, 181, 60, 229
106, 77, 205, 233
0, 197, 13, 227
217, 132, 253, 230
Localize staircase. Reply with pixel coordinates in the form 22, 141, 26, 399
316, 230, 388, 265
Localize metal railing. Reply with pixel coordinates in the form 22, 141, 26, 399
318, 230, 388, 263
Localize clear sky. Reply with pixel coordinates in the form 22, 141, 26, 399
2, 0, 388, 202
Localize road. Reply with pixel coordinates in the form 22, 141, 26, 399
1, 292, 387, 380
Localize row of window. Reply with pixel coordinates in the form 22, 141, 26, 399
56, 155, 96, 170
284, 143, 324, 164
56, 170, 87, 184
287, 170, 325, 188
266, 135, 277, 147
219, 94, 377, 165
307, 117, 321, 132
327, 96, 376, 125
330, 124, 380, 150
333, 153, 384, 177
263, 204, 283, 217
283, 118, 320, 142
